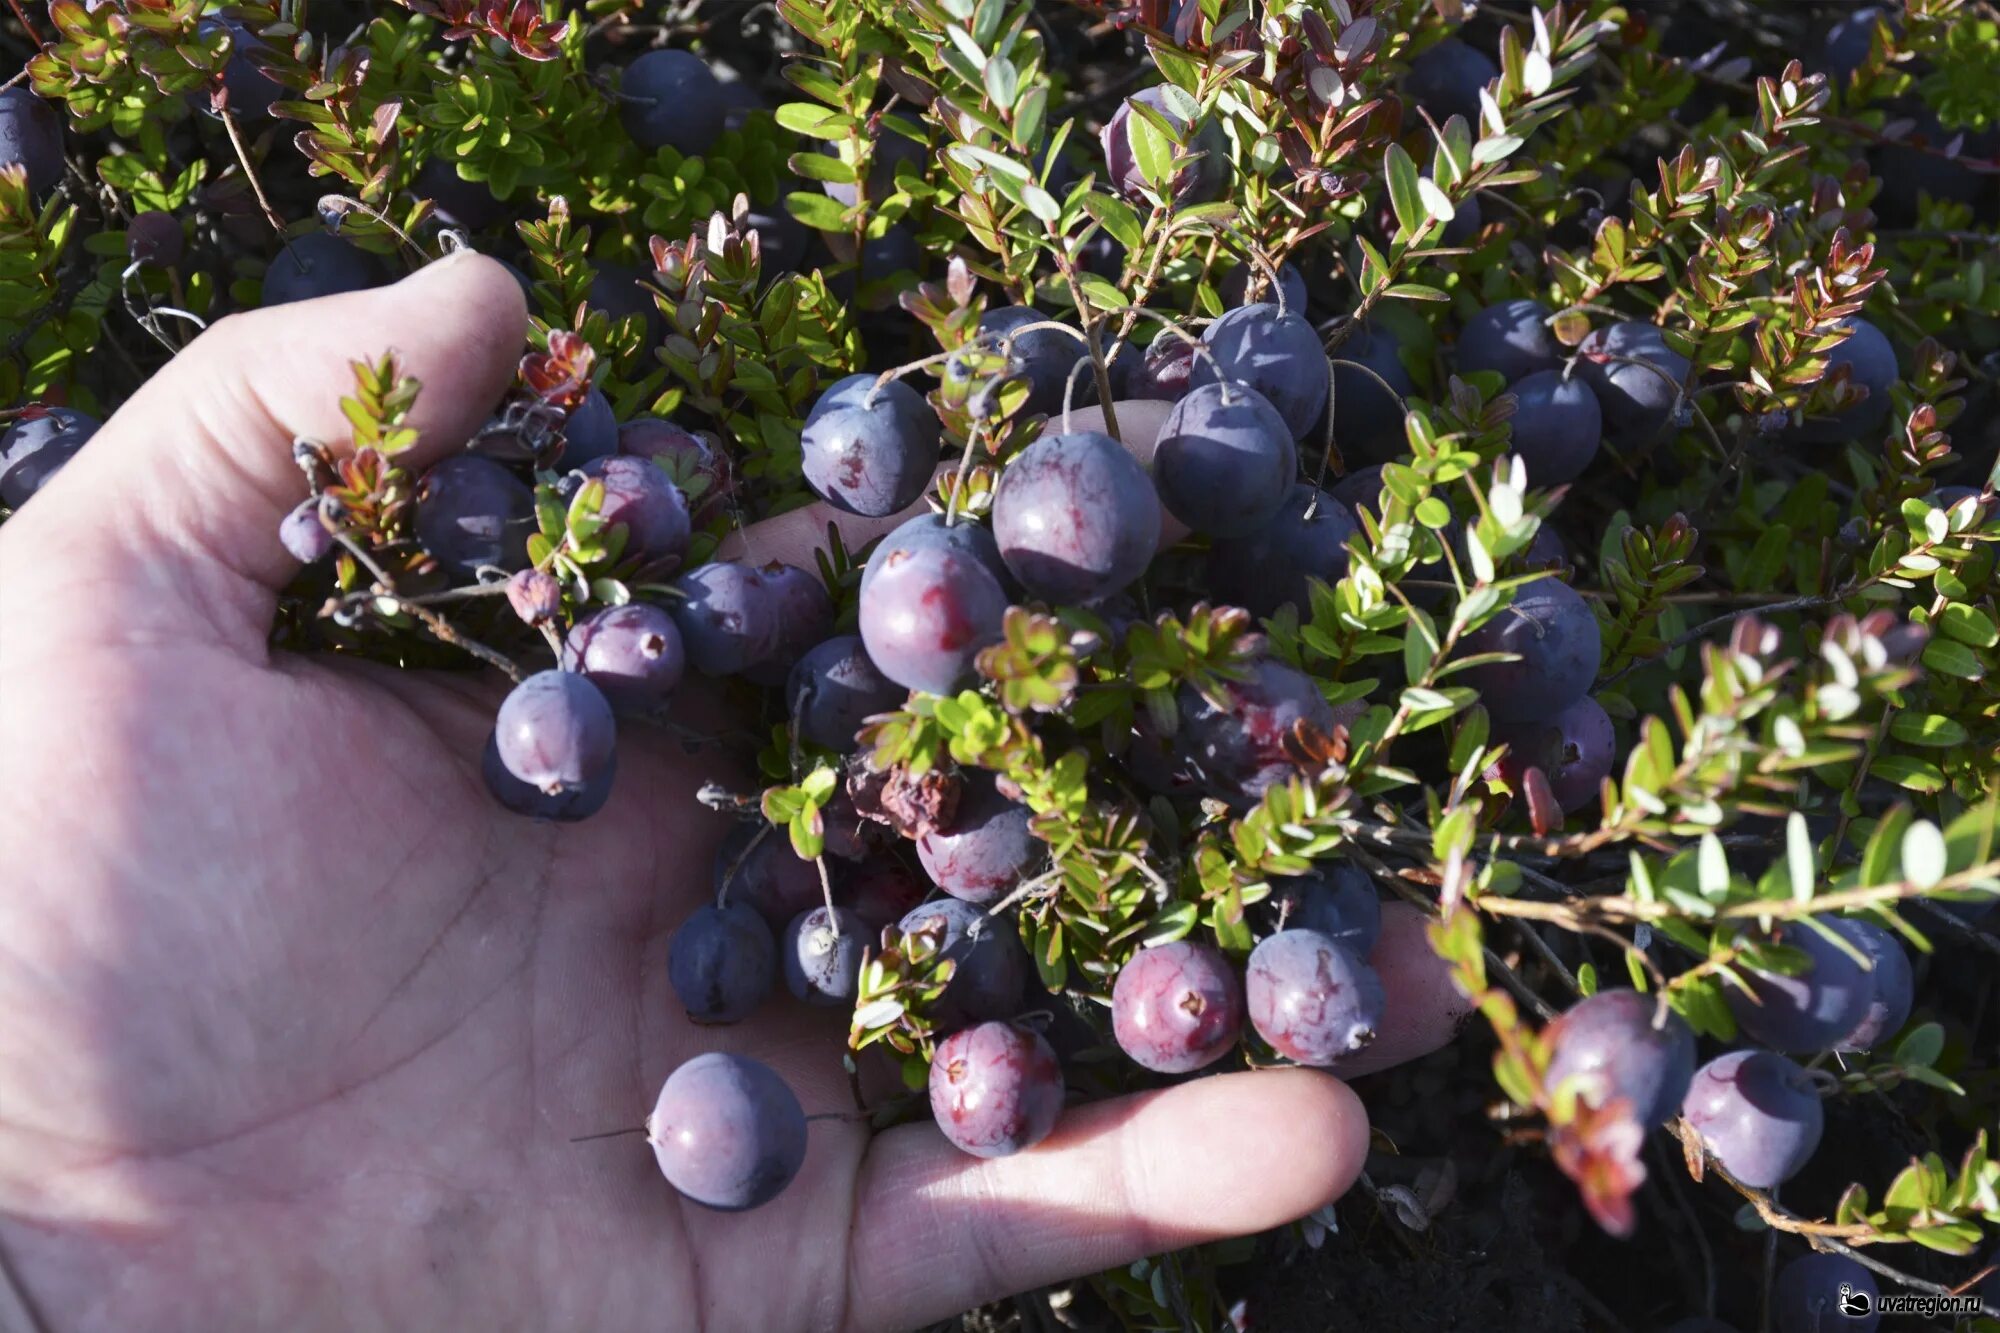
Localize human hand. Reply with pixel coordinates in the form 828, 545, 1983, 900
0, 254, 1469, 1333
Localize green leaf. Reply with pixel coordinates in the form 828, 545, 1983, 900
1890, 712, 1970, 747
1383, 143, 1425, 241
1872, 755, 1948, 794
785, 190, 850, 232
1939, 602, 1999, 649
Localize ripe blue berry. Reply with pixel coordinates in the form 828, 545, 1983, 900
619, 49, 726, 157
1328, 320, 1416, 465
1681, 1049, 1824, 1189
1798, 317, 1897, 443
278, 499, 334, 563
746, 562, 836, 687
915, 773, 1041, 906
492, 670, 617, 795
1192, 303, 1331, 440
1154, 382, 1299, 538
414, 455, 535, 578
262, 232, 384, 306
1576, 322, 1691, 443
899, 899, 1029, 1031
859, 537, 1010, 695
416, 158, 505, 231
1111, 940, 1245, 1074
669, 902, 776, 1024
800, 373, 942, 517
1404, 36, 1499, 123
1245, 928, 1387, 1065
481, 732, 616, 822
563, 387, 619, 465
948, 306, 1083, 418
561, 603, 686, 711
1457, 577, 1601, 724
670, 560, 780, 677
783, 905, 867, 1007
620, 417, 731, 523
1101, 85, 1230, 207
1506, 369, 1603, 486
1542, 989, 1696, 1129
1725, 916, 1876, 1054
0, 88, 63, 198
787, 635, 904, 753
1178, 656, 1336, 802
1833, 918, 1913, 1053
1457, 299, 1561, 383
930, 1021, 1065, 1157
860, 512, 1011, 595
1219, 261, 1307, 314
715, 824, 823, 934
576, 455, 691, 564
991, 429, 1161, 604
1493, 695, 1617, 815
1774, 1252, 1879, 1333
0, 407, 99, 508
648, 1053, 807, 1211
1208, 483, 1360, 617
1261, 862, 1382, 956
839, 856, 928, 930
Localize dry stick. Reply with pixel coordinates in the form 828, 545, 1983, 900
714, 821, 770, 911
5, 0, 41, 43
816, 854, 839, 937
219, 106, 287, 238
1311, 354, 1409, 501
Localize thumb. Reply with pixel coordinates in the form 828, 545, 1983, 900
3, 250, 527, 646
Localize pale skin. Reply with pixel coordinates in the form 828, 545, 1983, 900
0, 254, 1470, 1333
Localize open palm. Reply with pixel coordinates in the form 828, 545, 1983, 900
0, 255, 1462, 1333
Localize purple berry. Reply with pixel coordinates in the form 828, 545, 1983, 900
1129, 336, 1197, 401
126, 210, 184, 267
899, 898, 1029, 1031
1681, 1049, 1824, 1190
747, 562, 835, 686
859, 512, 1010, 595
1833, 919, 1913, 1053
858, 539, 1009, 695
263, 232, 383, 306
1493, 695, 1616, 815
1506, 369, 1603, 486
800, 373, 942, 517
1774, 1252, 1879, 1333
480, 731, 616, 821
1725, 916, 1876, 1054
1328, 320, 1415, 465
648, 1053, 807, 1211
0, 88, 63, 198
670, 560, 779, 677
715, 824, 822, 933
1457, 298, 1561, 383
278, 498, 334, 563
839, 857, 928, 930
1245, 928, 1386, 1065
1208, 482, 1360, 617
1457, 577, 1601, 724
0, 407, 98, 509
563, 387, 619, 465
1261, 862, 1381, 955
1404, 36, 1499, 123
1576, 322, 1690, 443
915, 772, 1041, 906
787, 635, 905, 754
1101, 85, 1229, 207
1191, 302, 1331, 440
929, 1021, 1065, 1157
1111, 940, 1245, 1074
1542, 989, 1696, 1129
620, 49, 726, 157
1219, 261, 1306, 314
492, 670, 617, 795
576, 455, 691, 564
947, 306, 1083, 419
1154, 382, 1299, 538
669, 902, 777, 1024
414, 455, 535, 578
991, 429, 1161, 604
416, 158, 505, 230
1798, 317, 1897, 443
1178, 656, 1336, 802
620, 417, 731, 522
783, 905, 867, 1007
561, 603, 686, 710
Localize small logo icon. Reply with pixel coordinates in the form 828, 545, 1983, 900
1836, 1283, 1874, 1318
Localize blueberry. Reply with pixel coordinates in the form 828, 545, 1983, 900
1774, 1252, 1879, 1333
482, 731, 616, 821
620, 49, 726, 157
1457, 299, 1561, 383
1725, 916, 1877, 1054
991, 429, 1162, 604
1404, 36, 1499, 124
1192, 302, 1331, 440
262, 232, 385, 306
1245, 928, 1387, 1065
783, 905, 867, 1007
1208, 483, 1360, 618
1327, 320, 1415, 465
619, 417, 732, 523
820, 114, 927, 208
859, 538, 1010, 695
1681, 1049, 1824, 1189
1542, 989, 1696, 1129
800, 373, 943, 517
1832, 918, 1913, 1053
787, 635, 905, 754
648, 1053, 807, 1211
748, 562, 836, 686
278, 498, 334, 563
929, 1021, 1065, 1157
125, 210, 184, 268
669, 902, 777, 1024
947, 306, 1084, 419
576, 455, 691, 564
1154, 382, 1299, 538
1576, 322, 1691, 444
0, 407, 98, 508
1797, 317, 1897, 444
1102, 85, 1230, 206
1178, 656, 1337, 801
413, 455, 535, 578
670, 560, 780, 677
561, 603, 687, 711
563, 387, 620, 465
416, 158, 506, 231
491, 669, 617, 795
1219, 261, 1307, 314
1260, 862, 1381, 955
0, 88, 63, 198
715, 823, 823, 934
1457, 577, 1601, 724
898, 898, 1029, 1031
1506, 369, 1603, 485
1111, 940, 1245, 1074
1492, 694, 1616, 814
915, 772, 1041, 907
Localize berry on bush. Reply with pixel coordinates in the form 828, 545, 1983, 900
1773, 1252, 1880, 1333
787, 635, 905, 753
1457, 298, 1562, 383
1154, 381, 1300, 538
278, 498, 334, 563
262, 233, 385, 307
0, 407, 99, 508
480, 732, 617, 822
1576, 322, 1691, 443
949, 306, 1082, 418
1797, 317, 1898, 443
1207, 483, 1360, 617
991, 429, 1162, 604
492, 669, 618, 797
1259, 862, 1382, 956
860, 530, 1010, 695
899, 898, 1028, 1031
1492, 695, 1617, 815
671, 560, 778, 677
1505, 369, 1604, 486
1403, 36, 1499, 123
0, 88, 63, 198
1681, 1049, 1824, 1190
1102, 85, 1229, 207
619, 417, 732, 522
1725, 916, 1876, 1054
563, 387, 620, 465
414, 455, 535, 579
716, 824, 823, 934
577, 455, 691, 565
915, 772, 1042, 906
1178, 656, 1337, 801
929, 1020, 1065, 1158
1111, 939, 1245, 1074
1245, 928, 1386, 1065
619, 49, 727, 157
1328, 321, 1415, 465
799, 373, 943, 517
648, 1052, 807, 1211
1542, 989, 1696, 1129
1832, 918, 1913, 1053
783, 905, 867, 1007
1457, 577, 1602, 724
1191, 302, 1332, 440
